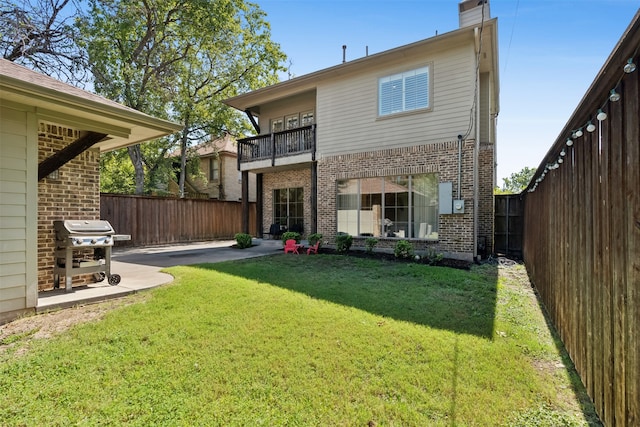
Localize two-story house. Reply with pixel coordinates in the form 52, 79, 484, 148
223, 0, 499, 261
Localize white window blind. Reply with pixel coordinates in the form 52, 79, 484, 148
379, 66, 429, 116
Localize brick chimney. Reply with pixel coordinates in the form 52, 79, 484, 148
459, 0, 490, 28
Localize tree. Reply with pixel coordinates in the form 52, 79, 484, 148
0, 0, 88, 85
80, 0, 286, 195
496, 166, 537, 194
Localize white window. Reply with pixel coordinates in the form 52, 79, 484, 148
271, 118, 283, 133
285, 114, 299, 130
301, 111, 315, 126
379, 66, 429, 116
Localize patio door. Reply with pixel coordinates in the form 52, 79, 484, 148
273, 187, 304, 233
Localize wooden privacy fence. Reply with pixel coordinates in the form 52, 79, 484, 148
100, 194, 256, 247
522, 11, 639, 427
494, 194, 524, 258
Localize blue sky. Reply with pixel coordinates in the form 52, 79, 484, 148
255, 0, 639, 185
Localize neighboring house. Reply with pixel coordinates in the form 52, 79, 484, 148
0, 59, 181, 323
173, 134, 256, 201
224, 0, 499, 261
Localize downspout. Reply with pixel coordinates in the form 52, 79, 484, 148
457, 134, 463, 199
473, 26, 481, 260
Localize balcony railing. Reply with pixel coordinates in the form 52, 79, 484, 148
237, 124, 316, 166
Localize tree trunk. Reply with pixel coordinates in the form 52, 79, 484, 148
178, 130, 188, 198
128, 144, 145, 195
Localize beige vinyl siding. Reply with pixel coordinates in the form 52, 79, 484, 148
0, 105, 37, 316
479, 72, 491, 143
258, 91, 316, 134
316, 43, 476, 156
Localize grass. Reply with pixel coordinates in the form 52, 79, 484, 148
0, 254, 599, 426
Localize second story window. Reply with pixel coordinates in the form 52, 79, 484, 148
285, 114, 299, 130
270, 110, 315, 134
271, 118, 284, 133
301, 111, 314, 126
378, 66, 429, 116
209, 158, 219, 181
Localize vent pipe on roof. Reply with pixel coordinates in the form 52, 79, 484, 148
342, 45, 347, 63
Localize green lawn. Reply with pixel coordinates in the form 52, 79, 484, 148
0, 254, 599, 426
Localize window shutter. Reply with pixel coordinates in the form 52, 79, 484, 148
379, 77, 403, 115
405, 70, 429, 110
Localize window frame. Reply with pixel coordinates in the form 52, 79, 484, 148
285, 114, 299, 130
209, 157, 219, 181
271, 118, 284, 133
336, 174, 439, 240
378, 64, 432, 117
273, 187, 304, 232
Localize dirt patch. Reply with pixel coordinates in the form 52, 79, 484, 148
0, 295, 146, 358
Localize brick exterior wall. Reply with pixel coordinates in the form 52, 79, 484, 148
257, 139, 495, 260
262, 168, 312, 237
478, 142, 495, 255
37, 124, 101, 291
317, 139, 480, 259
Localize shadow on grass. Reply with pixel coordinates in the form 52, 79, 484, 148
196, 253, 499, 339
526, 269, 603, 426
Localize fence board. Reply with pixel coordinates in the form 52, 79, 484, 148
624, 63, 639, 427
100, 194, 256, 247
610, 87, 627, 425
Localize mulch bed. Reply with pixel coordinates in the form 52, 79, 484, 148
316, 247, 473, 270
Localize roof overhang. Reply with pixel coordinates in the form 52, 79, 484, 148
0, 60, 182, 152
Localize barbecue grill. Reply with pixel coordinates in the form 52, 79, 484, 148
53, 220, 129, 291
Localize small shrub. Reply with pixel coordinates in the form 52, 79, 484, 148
365, 237, 378, 253
234, 233, 253, 249
281, 231, 301, 244
308, 233, 323, 246
335, 233, 353, 253
424, 247, 444, 265
394, 240, 414, 259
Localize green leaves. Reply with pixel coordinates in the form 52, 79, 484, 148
80, 0, 286, 194
497, 166, 537, 194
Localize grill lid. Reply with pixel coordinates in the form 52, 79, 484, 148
54, 220, 115, 236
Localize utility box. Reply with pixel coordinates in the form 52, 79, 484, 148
453, 199, 465, 214
439, 182, 453, 215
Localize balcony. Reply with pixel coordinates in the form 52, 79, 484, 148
237, 125, 316, 169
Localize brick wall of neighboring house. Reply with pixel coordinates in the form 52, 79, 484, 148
317, 139, 480, 260
37, 124, 101, 291
262, 168, 312, 237
478, 142, 495, 255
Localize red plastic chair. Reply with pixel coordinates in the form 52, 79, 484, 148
284, 239, 301, 254
307, 241, 320, 255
